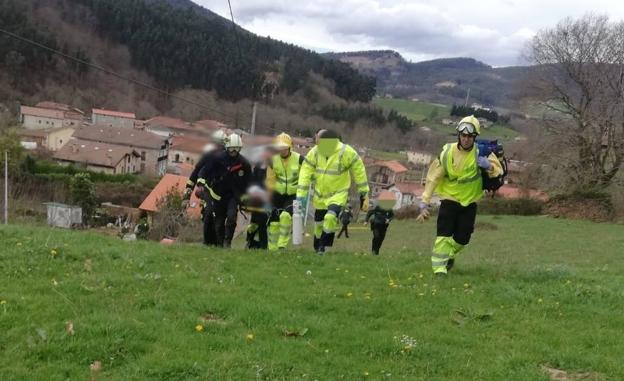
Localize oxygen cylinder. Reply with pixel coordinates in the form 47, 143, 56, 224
292, 200, 304, 246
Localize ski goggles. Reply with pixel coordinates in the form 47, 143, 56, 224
457, 122, 477, 135
227, 147, 242, 153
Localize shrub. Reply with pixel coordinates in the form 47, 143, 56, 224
478, 197, 544, 216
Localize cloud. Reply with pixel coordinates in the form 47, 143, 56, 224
196, 0, 624, 66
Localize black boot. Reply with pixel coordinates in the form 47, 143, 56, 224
446, 258, 455, 272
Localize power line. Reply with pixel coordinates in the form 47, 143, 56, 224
226, 0, 243, 60
0, 27, 232, 120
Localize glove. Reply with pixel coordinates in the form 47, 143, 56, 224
296, 197, 307, 214
182, 187, 192, 201
416, 202, 430, 224
360, 193, 370, 212
477, 156, 491, 170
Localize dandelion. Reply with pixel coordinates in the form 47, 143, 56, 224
346, 292, 353, 298
16, 242, 22, 247
324, 349, 330, 353
195, 324, 204, 332
363, 371, 369, 376
0, 300, 6, 305
52, 279, 59, 287
246, 333, 255, 341
463, 283, 470, 288
50, 250, 58, 257
538, 298, 543, 303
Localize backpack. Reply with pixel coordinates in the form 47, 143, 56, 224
476, 139, 508, 192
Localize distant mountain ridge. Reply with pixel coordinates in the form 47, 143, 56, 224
324, 50, 530, 107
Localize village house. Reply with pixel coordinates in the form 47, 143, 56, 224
406, 150, 433, 166
144, 116, 225, 138
72, 125, 169, 176
19, 104, 85, 130
91, 108, 136, 129
392, 182, 425, 208
18, 126, 76, 152
169, 135, 212, 165
53, 139, 141, 175
367, 160, 409, 197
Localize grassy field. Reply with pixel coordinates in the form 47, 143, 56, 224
367, 149, 407, 162
1, 216, 623, 380
374, 98, 519, 141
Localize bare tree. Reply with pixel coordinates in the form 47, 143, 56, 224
527, 14, 624, 189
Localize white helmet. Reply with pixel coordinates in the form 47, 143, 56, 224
226, 133, 243, 150
211, 129, 228, 145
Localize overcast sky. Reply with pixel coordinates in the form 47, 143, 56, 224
195, 0, 624, 67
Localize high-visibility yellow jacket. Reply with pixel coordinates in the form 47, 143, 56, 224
297, 143, 369, 208
422, 143, 503, 207
265, 152, 303, 196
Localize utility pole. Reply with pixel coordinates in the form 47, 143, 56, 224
250, 102, 257, 136
4, 151, 8, 225
464, 88, 471, 107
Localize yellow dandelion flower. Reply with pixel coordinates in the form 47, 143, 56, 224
463, 283, 470, 288
195, 324, 204, 332
246, 333, 255, 340
347, 292, 353, 298
51, 250, 58, 257
16, 242, 22, 246
363, 371, 369, 376
538, 298, 543, 303
0, 300, 6, 305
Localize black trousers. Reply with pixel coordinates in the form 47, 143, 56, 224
247, 212, 268, 249
313, 204, 343, 251
337, 223, 350, 238
202, 200, 217, 246
371, 223, 388, 255
269, 193, 296, 222
214, 197, 239, 247
436, 200, 477, 245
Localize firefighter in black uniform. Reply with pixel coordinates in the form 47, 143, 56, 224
197, 134, 251, 248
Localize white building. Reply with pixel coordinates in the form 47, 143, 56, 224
92, 108, 136, 129
20, 105, 84, 130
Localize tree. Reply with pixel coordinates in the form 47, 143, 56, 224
528, 15, 624, 189
70, 173, 97, 225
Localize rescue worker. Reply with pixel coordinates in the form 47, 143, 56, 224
365, 191, 396, 255
244, 148, 272, 250
297, 129, 370, 255
183, 129, 228, 246
265, 133, 304, 251
336, 205, 353, 238
417, 116, 503, 276
197, 133, 251, 248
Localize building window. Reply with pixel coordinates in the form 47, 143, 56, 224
140, 163, 146, 173
141, 151, 146, 161
175, 154, 180, 162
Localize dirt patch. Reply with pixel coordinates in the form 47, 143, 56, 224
199, 313, 227, 325
541, 365, 604, 381
475, 222, 499, 231
545, 198, 613, 223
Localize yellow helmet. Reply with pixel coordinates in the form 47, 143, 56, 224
456, 115, 481, 136
273, 133, 293, 150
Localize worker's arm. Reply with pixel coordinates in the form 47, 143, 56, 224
265, 163, 276, 192
387, 210, 395, 222
187, 151, 212, 189
365, 209, 374, 222
296, 150, 316, 198
421, 158, 446, 204
349, 150, 370, 195
486, 153, 504, 178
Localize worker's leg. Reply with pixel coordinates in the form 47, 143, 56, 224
256, 213, 269, 250
374, 223, 388, 255
223, 197, 239, 249
202, 200, 217, 246
277, 195, 295, 249
320, 204, 342, 249
313, 209, 326, 252
246, 222, 258, 249
345, 223, 350, 238
213, 200, 227, 247
432, 200, 461, 274
268, 209, 280, 251
450, 202, 478, 257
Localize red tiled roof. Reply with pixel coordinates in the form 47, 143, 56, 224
170, 135, 212, 154
54, 139, 139, 168
21, 106, 65, 120
139, 174, 201, 219
373, 160, 408, 174
146, 116, 191, 129
394, 182, 424, 196
494, 186, 549, 201
73, 125, 167, 150
92, 108, 136, 119
194, 119, 227, 130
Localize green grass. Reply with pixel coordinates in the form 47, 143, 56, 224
374, 98, 519, 142
367, 149, 407, 161
1, 216, 623, 380
374, 98, 450, 122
